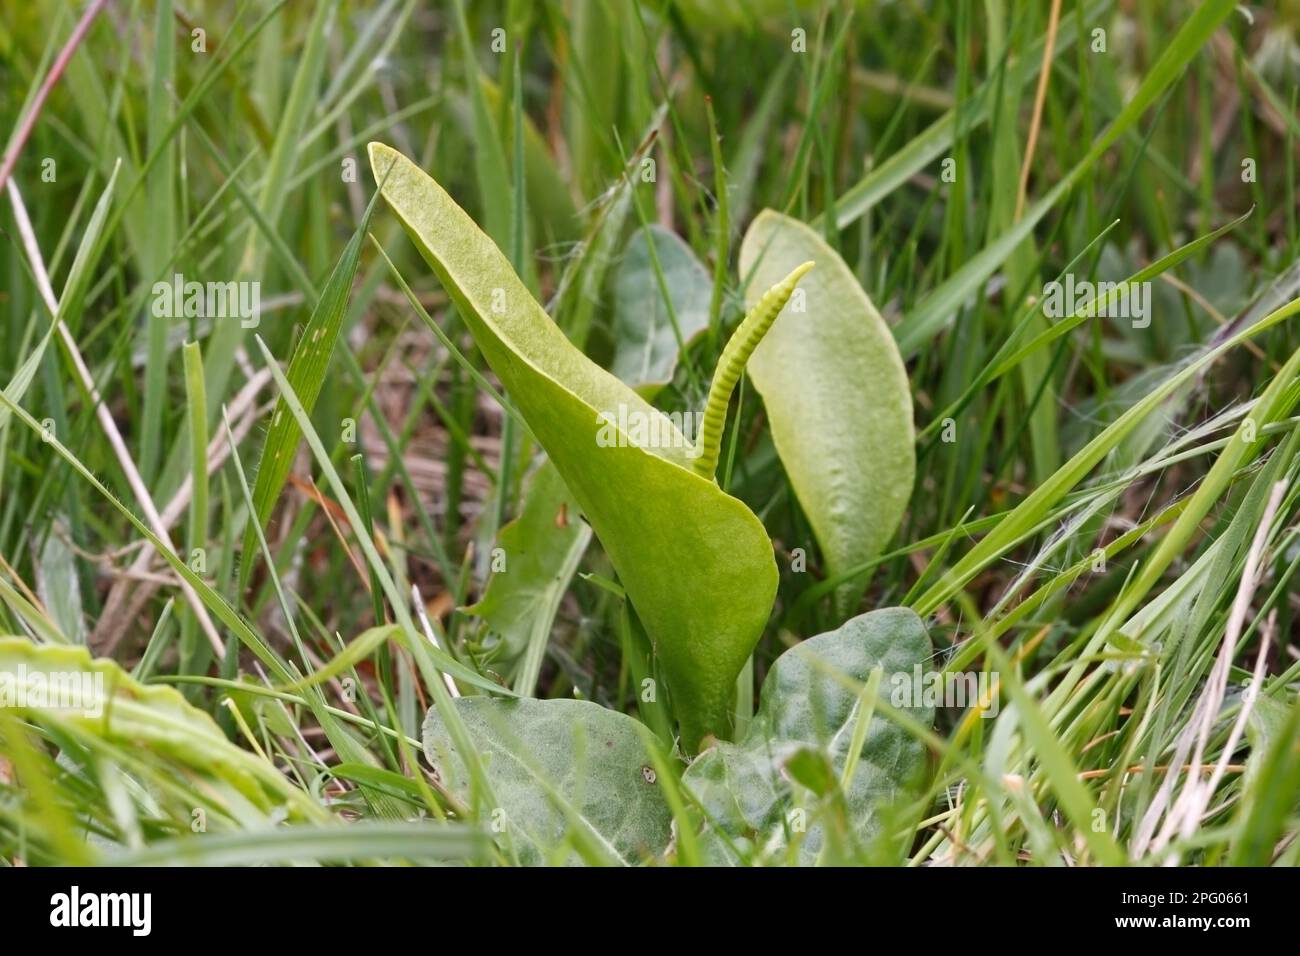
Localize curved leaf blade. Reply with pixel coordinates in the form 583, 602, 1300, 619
0, 639, 317, 815
740, 211, 915, 614
369, 143, 777, 749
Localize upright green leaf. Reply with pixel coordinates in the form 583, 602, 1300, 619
451, 0, 513, 247
740, 211, 914, 614
140, 0, 176, 484
369, 143, 776, 750
563, 0, 622, 196
245, 0, 333, 266
473, 75, 580, 244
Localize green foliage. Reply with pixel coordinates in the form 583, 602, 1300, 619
423, 697, 673, 865
239, 196, 376, 587
683, 608, 932, 864
612, 225, 711, 393
369, 142, 777, 750
421, 608, 933, 866
0, 639, 319, 818
3, 0, 1299, 870
464, 460, 591, 694
740, 211, 914, 613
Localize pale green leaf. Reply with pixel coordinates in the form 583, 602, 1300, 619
740, 211, 914, 614
0, 639, 317, 816
35, 519, 84, 644
369, 143, 776, 749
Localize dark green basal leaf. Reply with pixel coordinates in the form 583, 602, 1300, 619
369, 143, 777, 751
740, 212, 915, 616
612, 225, 711, 394
423, 697, 673, 865
681, 608, 933, 864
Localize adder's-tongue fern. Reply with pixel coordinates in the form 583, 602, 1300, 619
693, 261, 815, 479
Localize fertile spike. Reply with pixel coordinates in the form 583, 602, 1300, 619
693, 261, 815, 479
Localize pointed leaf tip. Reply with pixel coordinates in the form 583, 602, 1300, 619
368, 143, 778, 751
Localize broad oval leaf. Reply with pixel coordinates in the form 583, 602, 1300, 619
682, 607, 933, 864
423, 697, 672, 865
740, 211, 914, 614
612, 225, 711, 393
370, 143, 777, 749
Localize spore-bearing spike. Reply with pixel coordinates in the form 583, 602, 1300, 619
693, 261, 814, 479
